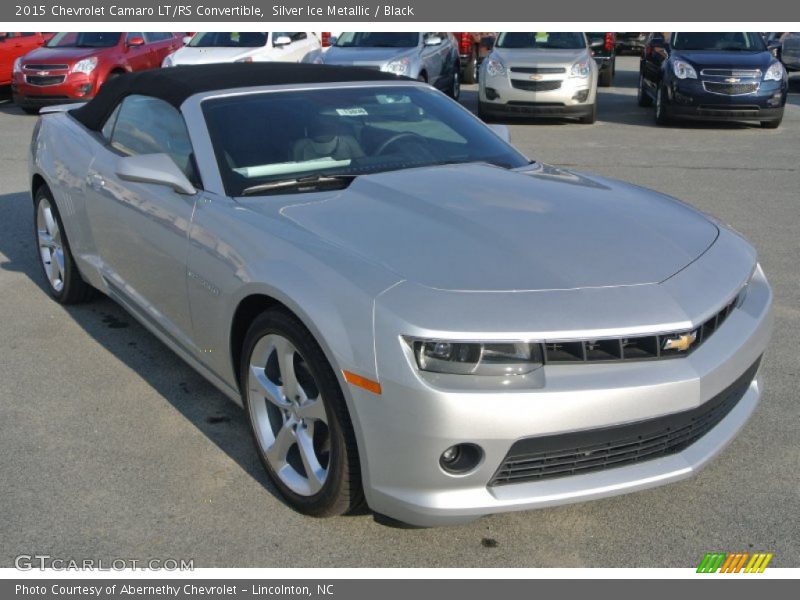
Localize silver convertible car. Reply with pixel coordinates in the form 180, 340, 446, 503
29, 64, 772, 526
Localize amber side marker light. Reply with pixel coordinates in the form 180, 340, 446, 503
343, 370, 382, 395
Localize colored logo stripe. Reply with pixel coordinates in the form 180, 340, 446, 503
697, 552, 773, 573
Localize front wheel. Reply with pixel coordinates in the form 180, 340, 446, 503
637, 72, 653, 107
761, 117, 782, 129
598, 62, 614, 87
578, 102, 597, 124
655, 84, 671, 125
462, 51, 477, 84
34, 186, 95, 304
241, 309, 364, 517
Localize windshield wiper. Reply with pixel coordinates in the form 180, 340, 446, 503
241, 174, 357, 196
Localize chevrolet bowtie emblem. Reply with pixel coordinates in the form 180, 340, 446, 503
37, 71, 50, 76
724, 77, 740, 83
529, 74, 544, 81
662, 331, 698, 352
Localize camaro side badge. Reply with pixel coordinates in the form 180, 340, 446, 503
663, 331, 698, 352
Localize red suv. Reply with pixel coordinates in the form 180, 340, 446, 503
0, 33, 53, 87
12, 32, 183, 113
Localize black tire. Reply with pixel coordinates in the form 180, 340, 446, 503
22, 106, 39, 115
760, 117, 782, 129
578, 102, 597, 124
477, 101, 492, 123
598, 62, 614, 87
462, 51, 477, 84
240, 308, 365, 517
417, 72, 427, 83
33, 186, 95, 304
655, 84, 671, 125
637, 71, 653, 107
447, 67, 461, 100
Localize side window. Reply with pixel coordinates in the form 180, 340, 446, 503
101, 104, 121, 140
291, 32, 307, 42
110, 95, 200, 187
125, 32, 144, 43
144, 32, 171, 43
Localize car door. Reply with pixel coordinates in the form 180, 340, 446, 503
271, 32, 305, 62
87, 94, 199, 347
421, 33, 447, 88
144, 32, 181, 67
0, 33, 41, 84
122, 32, 150, 71
642, 32, 669, 92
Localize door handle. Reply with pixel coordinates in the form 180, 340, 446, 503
87, 173, 106, 191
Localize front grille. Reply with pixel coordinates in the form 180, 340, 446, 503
700, 69, 761, 78
703, 81, 759, 95
23, 63, 69, 71
25, 75, 66, 86
542, 296, 737, 364
510, 67, 566, 74
511, 79, 562, 92
490, 357, 761, 486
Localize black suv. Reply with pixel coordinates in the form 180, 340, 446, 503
638, 32, 788, 128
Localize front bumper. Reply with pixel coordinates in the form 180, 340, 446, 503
665, 78, 786, 123
479, 69, 596, 119
353, 234, 772, 526
12, 72, 97, 107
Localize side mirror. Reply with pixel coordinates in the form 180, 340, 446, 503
589, 38, 604, 49
488, 123, 510, 143
182, 36, 192, 45
424, 35, 443, 46
116, 154, 196, 195
126, 36, 145, 47
273, 35, 292, 47
767, 39, 782, 57
479, 36, 494, 51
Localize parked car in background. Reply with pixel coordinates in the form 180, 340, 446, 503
638, 32, 788, 128
479, 32, 598, 123
766, 32, 800, 72
12, 32, 183, 113
0, 33, 52, 88
163, 32, 321, 66
452, 32, 495, 83
586, 32, 616, 86
29, 63, 772, 527
322, 32, 461, 98
615, 32, 648, 55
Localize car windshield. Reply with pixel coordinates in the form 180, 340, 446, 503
46, 32, 120, 48
496, 32, 586, 50
189, 32, 268, 48
334, 32, 419, 48
671, 32, 766, 51
203, 86, 529, 197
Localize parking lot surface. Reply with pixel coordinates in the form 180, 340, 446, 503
1, 57, 798, 567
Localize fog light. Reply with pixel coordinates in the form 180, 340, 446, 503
439, 443, 483, 475
572, 89, 589, 102
77, 83, 93, 96
485, 87, 499, 100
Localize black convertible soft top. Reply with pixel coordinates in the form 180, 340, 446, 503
71, 62, 406, 132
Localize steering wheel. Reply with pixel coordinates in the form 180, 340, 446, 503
374, 132, 430, 156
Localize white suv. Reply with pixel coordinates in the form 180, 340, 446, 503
163, 32, 321, 67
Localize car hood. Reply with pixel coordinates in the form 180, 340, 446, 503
324, 46, 416, 66
492, 47, 588, 67
22, 46, 103, 64
274, 164, 719, 292
171, 46, 266, 65
672, 49, 773, 70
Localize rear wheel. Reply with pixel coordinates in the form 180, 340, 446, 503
241, 309, 364, 517
447, 68, 460, 100
21, 106, 39, 115
598, 61, 614, 87
462, 50, 477, 84
760, 117, 782, 129
34, 186, 94, 304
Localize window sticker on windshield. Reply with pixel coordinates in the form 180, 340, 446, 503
231, 32, 240, 42
336, 107, 369, 116
536, 32, 548, 42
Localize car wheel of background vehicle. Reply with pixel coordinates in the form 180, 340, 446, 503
417, 72, 427, 83
655, 85, 670, 125
241, 308, 365, 517
598, 64, 613, 87
760, 117, 782, 129
579, 103, 597, 124
448, 68, 460, 100
477, 101, 492, 123
34, 186, 95, 304
463, 51, 477, 84
637, 72, 652, 106
21, 107, 39, 115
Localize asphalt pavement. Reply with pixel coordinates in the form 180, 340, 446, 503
1, 56, 798, 567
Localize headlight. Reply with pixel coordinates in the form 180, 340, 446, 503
764, 61, 785, 81
71, 57, 98, 75
569, 59, 591, 78
12, 57, 22, 74
735, 264, 757, 308
411, 340, 543, 376
162, 53, 174, 68
671, 59, 697, 79
484, 56, 506, 77
382, 57, 410, 75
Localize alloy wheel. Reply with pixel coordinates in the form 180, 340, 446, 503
36, 198, 65, 293
247, 333, 330, 496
